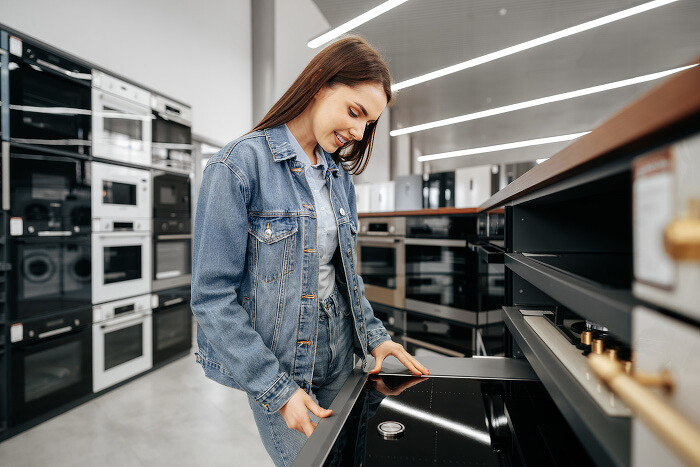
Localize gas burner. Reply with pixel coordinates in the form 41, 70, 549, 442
377, 421, 405, 440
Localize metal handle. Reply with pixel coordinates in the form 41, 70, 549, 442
404, 238, 466, 247
588, 354, 700, 465
2, 142, 9, 211
358, 237, 400, 245
402, 336, 466, 357
38, 325, 73, 339
163, 297, 185, 307
100, 312, 148, 331
156, 234, 192, 240
35, 58, 92, 81
664, 198, 700, 261
37, 231, 72, 237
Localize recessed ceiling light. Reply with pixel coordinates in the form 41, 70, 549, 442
307, 0, 410, 49
391, 64, 697, 136
417, 132, 590, 162
392, 0, 681, 91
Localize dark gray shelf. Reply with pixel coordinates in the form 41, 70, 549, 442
506, 253, 633, 343
503, 306, 630, 467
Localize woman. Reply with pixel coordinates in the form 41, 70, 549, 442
191, 36, 428, 466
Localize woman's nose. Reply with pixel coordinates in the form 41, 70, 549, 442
349, 125, 364, 141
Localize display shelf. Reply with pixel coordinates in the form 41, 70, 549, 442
503, 306, 630, 467
506, 253, 634, 343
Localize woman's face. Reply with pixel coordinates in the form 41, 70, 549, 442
310, 82, 388, 153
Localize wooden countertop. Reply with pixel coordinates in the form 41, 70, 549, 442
358, 207, 479, 218
479, 60, 700, 212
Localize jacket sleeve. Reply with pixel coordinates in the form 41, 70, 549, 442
346, 177, 392, 354
191, 159, 298, 413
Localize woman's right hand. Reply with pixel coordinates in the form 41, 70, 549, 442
279, 388, 333, 437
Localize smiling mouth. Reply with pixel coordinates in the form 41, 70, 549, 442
334, 131, 350, 147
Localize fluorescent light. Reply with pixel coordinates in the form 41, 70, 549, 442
417, 132, 590, 162
392, 64, 697, 136
392, 0, 681, 91
536, 158, 550, 164
308, 0, 410, 49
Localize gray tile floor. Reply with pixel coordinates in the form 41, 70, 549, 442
0, 352, 274, 467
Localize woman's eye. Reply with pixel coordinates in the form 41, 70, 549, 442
349, 108, 358, 118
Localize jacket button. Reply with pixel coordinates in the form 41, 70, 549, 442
339, 208, 346, 216
354, 286, 358, 294
264, 228, 272, 238
360, 323, 365, 331
347, 248, 352, 257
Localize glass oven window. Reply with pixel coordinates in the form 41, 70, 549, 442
102, 181, 137, 206
405, 245, 466, 308
104, 245, 142, 284
360, 246, 396, 288
156, 308, 190, 351
159, 186, 177, 205
156, 241, 191, 279
25, 341, 82, 403
102, 106, 144, 148
104, 324, 143, 370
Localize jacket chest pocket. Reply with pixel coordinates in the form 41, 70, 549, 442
248, 216, 297, 282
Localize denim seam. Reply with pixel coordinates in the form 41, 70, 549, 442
250, 267, 295, 284
248, 224, 298, 244
256, 372, 285, 403
263, 410, 289, 467
205, 159, 250, 205
270, 243, 288, 354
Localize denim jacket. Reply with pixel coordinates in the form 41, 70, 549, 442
191, 124, 391, 413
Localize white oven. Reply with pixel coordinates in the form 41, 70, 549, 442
93, 294, 152, 392
92, 70, 152, 166
91, 162, 151, 221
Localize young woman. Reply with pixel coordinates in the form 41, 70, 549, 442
191, 36, 428, 466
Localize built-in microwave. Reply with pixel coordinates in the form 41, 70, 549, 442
153, 171, 191, 224
151, 94, 192, 173
91, 161, 151, 222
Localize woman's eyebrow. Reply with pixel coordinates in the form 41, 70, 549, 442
353, 102, 369, 117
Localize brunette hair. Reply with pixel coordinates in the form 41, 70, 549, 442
252, 36, 392, 174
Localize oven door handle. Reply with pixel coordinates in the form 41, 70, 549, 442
2, 142, 9, 211
38, 325, 74, 340
156, 234, 192, 240
35, 58, 92, 81
358, 237, 402, 245
404, 238, 466, 247
402, 336, 466, 357
100, 312, 150, 331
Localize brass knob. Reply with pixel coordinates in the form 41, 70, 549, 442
606, 348, 619, 361
581, 331, 593, 346
622, 360, 633, 375
592, 339, 605, 355
664, 198, 700, 261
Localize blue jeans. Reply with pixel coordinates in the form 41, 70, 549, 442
247, 285, 354, 467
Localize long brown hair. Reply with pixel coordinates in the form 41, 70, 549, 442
252, 36, 392, 175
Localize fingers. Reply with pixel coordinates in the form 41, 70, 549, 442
306, 395, 333, 418
395, 351, 422, 375
370, 354, 385, 374
301, 417, 315, 437
406, 353, 429, 375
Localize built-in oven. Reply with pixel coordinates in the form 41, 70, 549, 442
357, 217, 405, 309
9, 150, 91, 236
153, 233, 191, 292
151, 94, 192, 173
91, 161, 151, 221
9, 307, 92, 426
91, 70, 151, 166
152, 286, 192, 365
153, 171, 191, 222
92, 294, 152, 392
402, 311, 473, 358
10, 235, 91, 321
4, 33, 91, 156
92, 222, 151, 305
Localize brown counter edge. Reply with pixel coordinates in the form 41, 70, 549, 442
359, 207, 480, 218
478, 61, 700, 213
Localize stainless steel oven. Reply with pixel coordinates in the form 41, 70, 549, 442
92, 294, 152, 392
9, 307, 92, 426
9, 150, 91, 236
10, 235, 91, 320
152, 286, 192, 365
92, 70, 151, 166
4, 33, 91, 156
151, 94, 192, 173
91, 161, 151, 221
357, 217, 405, 308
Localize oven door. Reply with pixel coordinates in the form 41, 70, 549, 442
357, 236, 405, 308
92, 89, 151, 166
93, 310, 152, 392
152, 116, 193, 173
92, 232, 151, 304
8, 40, 91, 156
91, 161, 151, 221
153, 172, 191, 221
153, 234, 192, 291
11, 236, 91, 320
10, 151, 91, 236
10, 325, 92, 426
152, 293, 192, 364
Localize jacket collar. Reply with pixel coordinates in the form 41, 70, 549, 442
264, 125, 340, 176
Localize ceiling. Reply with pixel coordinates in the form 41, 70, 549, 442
311, 0, 700, 171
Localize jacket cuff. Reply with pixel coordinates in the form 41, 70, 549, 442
254, 372, 299, 413
367, 328, 392, 354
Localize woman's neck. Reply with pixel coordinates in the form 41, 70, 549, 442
286, 114, 318, 165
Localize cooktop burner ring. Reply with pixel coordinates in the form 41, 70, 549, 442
377, 421, 405, 440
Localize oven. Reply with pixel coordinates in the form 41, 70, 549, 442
402, 312, 473, 358
92, 225, 151, 305
91, 70, 151, 166
151, 94, 193, 173
4, 33, 91, 156
152, 286, 192, 365
9, 150, 91, 236
9, 307, 92, 426
92, 294, 152, 392
10, 235, 91, 321
91, 161, 151, 221
153, 171, 191, 221
357, 217, 405, 309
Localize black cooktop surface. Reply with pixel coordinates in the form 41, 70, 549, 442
323, 375, 591, 466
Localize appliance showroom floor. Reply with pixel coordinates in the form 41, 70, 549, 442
0, 352, 273, 466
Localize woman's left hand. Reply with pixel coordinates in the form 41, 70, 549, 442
369, 340, 429, 376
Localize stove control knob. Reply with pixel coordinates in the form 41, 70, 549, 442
28, 226, 35, 233
580, 331, 593, 346
592, 339, 605, 355
606, 348, 618, 361
378, 421, 405, 440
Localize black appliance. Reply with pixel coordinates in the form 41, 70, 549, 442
152, 286, 192, 365
10, 235, 91, 320
422, 171, 455, 209
151, 94, 193, 173
9, 307, 92, 426
3, 32, 91, 156
9, 150, 91, 236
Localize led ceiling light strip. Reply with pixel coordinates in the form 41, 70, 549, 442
417, 132, 591, 162
392, 0, 682, 91
392, 64, 697, 136
308, 0, 410, 49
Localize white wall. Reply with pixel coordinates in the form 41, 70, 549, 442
0, 0, 251, 146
